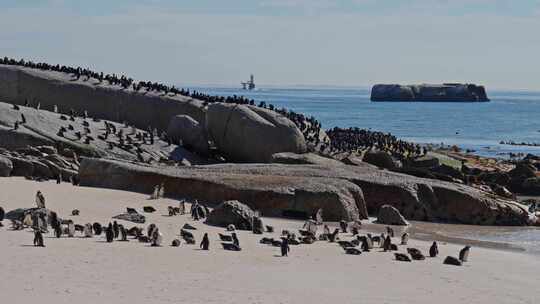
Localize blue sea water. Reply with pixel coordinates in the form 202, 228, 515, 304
189, 86, 540, 158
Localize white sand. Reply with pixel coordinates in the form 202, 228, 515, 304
0, 177, 538, 304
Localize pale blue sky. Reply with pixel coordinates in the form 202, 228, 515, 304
1, 0, 539, 89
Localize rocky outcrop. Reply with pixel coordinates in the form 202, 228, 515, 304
0, 64, 205, 132
406, 156, 440, 169
508, 162, 538, 194
206, 103, 307, 162
0, 155, 13, 176
377, 204, 409, 225
0, 101, 202, 164
371, 84, 489, 102
8, 156, 34, 176
167, 115, 209, 155
271, 152, 343, 166
78, 158, 533, 225
363, 151, 396, 170
206, 200, 255, 230
79, 158, 367, 221
1, 143, 80, 181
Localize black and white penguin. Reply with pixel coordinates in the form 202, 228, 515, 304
429, 241, 439, 257
401, 232, 409, 245
33, 229, 45, 247
105, 223, 114, 242
459, 245, 471, 262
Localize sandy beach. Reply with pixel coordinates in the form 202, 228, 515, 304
0, 177, 538, 304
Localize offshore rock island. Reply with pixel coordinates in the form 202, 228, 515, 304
371, 83, 490, 102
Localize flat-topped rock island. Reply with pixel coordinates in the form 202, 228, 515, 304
371, 83, 490, 102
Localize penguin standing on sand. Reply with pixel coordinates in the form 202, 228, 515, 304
401, 232, 409, 245
200, 233, 209, 250
232, 233, 240, 248
339, 220, 348, 233
386, 226, 394, 238
105, 223, 114, 243
151, 227, 162, 247
383, 235, 392, 252
83, 223, 93, 238
459, 246, 471, 262
429, 242, 439, 257
33, 229, 45, 247
281, 238, 290, 257
118, 225, 128, 241
113, 221, 119, 239
67, 221, 75, 237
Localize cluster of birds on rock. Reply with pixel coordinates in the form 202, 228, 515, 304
0, 57, 324, 148
326, 127, 427, 159
10, 99, 169, 164
2, 57, 424, 157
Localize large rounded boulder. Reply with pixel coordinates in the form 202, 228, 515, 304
167, 114, 209, 155
377, 204, 409, 226
0, 155, 13, 176
206, 200, 256, 230
8, 157, 34, 176
206, 103, 307, 162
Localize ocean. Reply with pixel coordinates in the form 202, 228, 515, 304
190, 86, 540, 158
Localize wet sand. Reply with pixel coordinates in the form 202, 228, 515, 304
1, 177, 539, 304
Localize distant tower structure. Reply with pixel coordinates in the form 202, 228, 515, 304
241, 74, 255, 90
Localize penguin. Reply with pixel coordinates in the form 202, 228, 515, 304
429, 241, 439, 258
386, 226, 394, 238
33, 229, 45, 247
151, 227, 162, 247
280, 237, 290, 256
459, 245, 471, 262
328, 228, 340, 243
54, 224, 62, 238
67, 221, 75, 237
383, 235, 392, 252
232, 233, 240, 248
118, 225, 128, 241
339, 220, 348, 233
83, 223, 93, 238
401, 232, 409, 245
93, 222, 103, 236
200, 233, 209, 250
379, 233, 386, 248
147, 223, 156, 238
361, 237, 370, 252
366, 233, 374, 249
395, 253, 412, 262
168, 206, 176, 216
113, 221, 119, 239
105, 223, 114, 242
407, 248, 425, 260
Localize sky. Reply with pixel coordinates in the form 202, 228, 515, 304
0, 0, 539, 90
